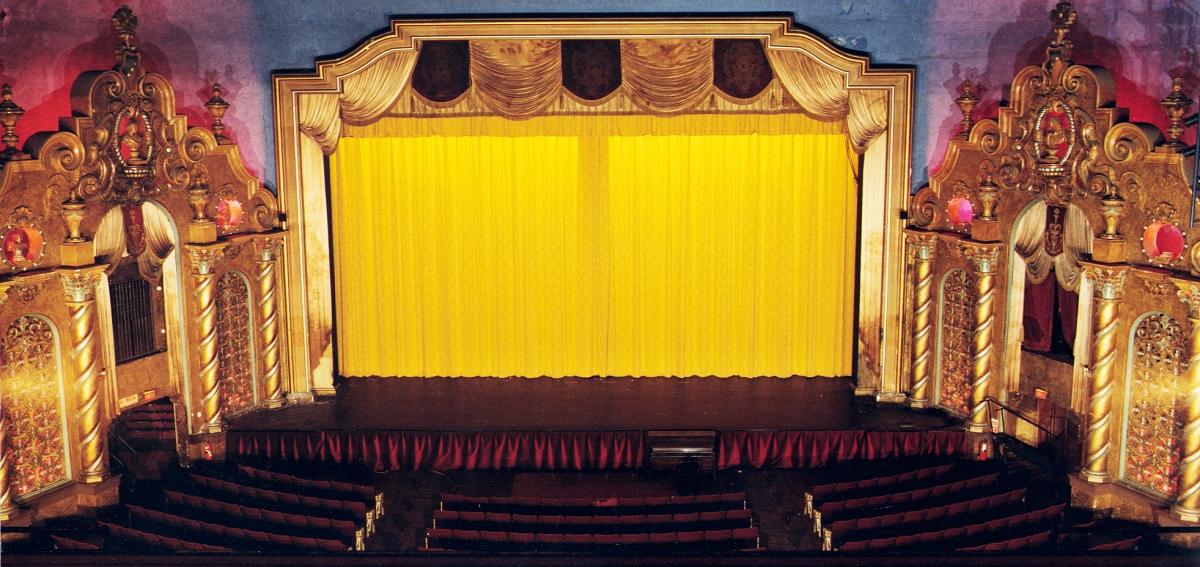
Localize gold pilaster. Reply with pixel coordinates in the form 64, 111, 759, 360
906, 232, 939, 408
1081, 264, 1127, 483
62, 269, 109, 483
0, 404, 15, 520
1173, 283, 1200, 521
189, 247, 222, 433
256, 238, 285, 408
960, 241, 1000, 432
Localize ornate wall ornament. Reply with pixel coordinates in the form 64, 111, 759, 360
8, 283, 41, 303
223, 243, 243, 260
1137, 272, 1174, 296
1, 207, 46, 271
1179, 285, 1200, 320
1084, 265, 1127, 300
0, 316, 68, 498
909, 186, 939, 229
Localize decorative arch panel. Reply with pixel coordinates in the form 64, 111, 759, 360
937, 269, 974, 416
1, 315, 68, 498
216, 271, 255, 416
1122, 312, 1187, 497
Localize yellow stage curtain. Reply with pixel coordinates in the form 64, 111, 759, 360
330, 113, 857, 378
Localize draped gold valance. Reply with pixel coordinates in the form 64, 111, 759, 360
297, 39, 890, 155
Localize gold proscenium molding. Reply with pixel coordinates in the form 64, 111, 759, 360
189, 246, 223, 432
959, 241, 1001, 432
256, 237, 286, 408
61, 267, 110, 483
1174, 283, 1200, 521
906, 231, 939, 408
1081, 264, 1127, 483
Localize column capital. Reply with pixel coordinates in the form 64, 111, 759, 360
958, 240, 1001, 273
905, 230, 940, 260
186, 245, 222, 275
1083, 263, 1129, 300
1176, 281, 1200, 320
254, 235, 283, 263
59, 268, 103, 303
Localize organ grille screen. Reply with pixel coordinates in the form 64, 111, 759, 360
109, 276, 158, 363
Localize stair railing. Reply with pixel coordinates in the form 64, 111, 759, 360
983, 396, 1068, 471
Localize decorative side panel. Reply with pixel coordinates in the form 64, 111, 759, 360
1124, 312, 1186, 496
216, 272, 253, 416
0, 316, 67, 497
939, 269, 974, 416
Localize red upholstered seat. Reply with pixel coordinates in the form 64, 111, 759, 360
646, 513, 673, 524
878, 513, 903, 528
492, 496, 517, 506
894, 533, 921, 548
618, 514, 645, 525
267, 533, 291, 546
704, 529, 732, 542
460, 511, 486, 522
509, 531, 535, 544
484, 512, 510, 523
594, 533, 620, 545
452, 529, 481, 541
727, 509, 752, 523
480, 530, 507, 543
946, 501, 969, 517
925, 505, 948, 521
699, 510, 725, 522
841, 540, 868, 552
248, 530, 270, 544
511, 513, 538, 524
721, 492, 746, 504
965, 523, 987, 538
674, 512, 700, 523
536, 533, 565, 545
538, 514, 564, 525
865, 495, 889, 507
696, 494, 721, 504
513, 496, 540, 507
943, 526, 967, 540
983, 540, 1007, 552
561, 515, 591, 525
901, 509, 925, 524
592, 515, 619, 526
891, 490, 913, 504
564, 533, 594, 545
985, 518, 1007, 531
670, 495, 696, 506
644, 496, 670, 506
677, 531, 703, 544
620, 533, 650, 545
1028, 531, 1052, 547
855, 516, 881, 531
868, 536, 896, 550
649, 532, 675, 545
919, 531, 941, 544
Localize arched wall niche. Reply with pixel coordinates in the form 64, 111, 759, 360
273, 17, 915, 396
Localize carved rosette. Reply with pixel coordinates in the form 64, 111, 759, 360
906, 232, 939, 407
255, 238, 285, 408
959, 242, 1001, 431
60, 270, 108, 482
1081, 265, 1127, 482
1174, 284, 1200, 520
188, 247, 222, 432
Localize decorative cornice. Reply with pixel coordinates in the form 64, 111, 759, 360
958, 241, 1002, 273
1084, 264, 1128, 300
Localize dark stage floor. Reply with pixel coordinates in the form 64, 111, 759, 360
229, 377, 954, 432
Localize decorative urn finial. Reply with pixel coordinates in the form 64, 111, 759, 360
205, 83, 231, 142
955, 79, 980, 139
1044, 1, 1077, 79
1160, 76, 1194, 151
0, 84, 26, 163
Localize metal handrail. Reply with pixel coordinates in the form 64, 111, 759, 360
984, 396, 1059, 439
984, 396, 1069, 470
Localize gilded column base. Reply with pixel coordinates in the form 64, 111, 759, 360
0, 503, 17, 521
907, 399, 929, 409
876, 392, 908, 404
199, 422, 223, 434
1172, 503, 1200, 523
966, 423, 988, 434
264, 397, 286, 409
80, 471, 110, 484
1081, 470, 1111, 484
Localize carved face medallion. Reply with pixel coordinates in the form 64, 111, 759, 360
1034, 100, 1076, 166
112, 108, 154, 172
1, 225, 44, 269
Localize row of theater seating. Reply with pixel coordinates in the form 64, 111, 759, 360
823, 486, 1028, 538
425, 526, 760, 551
440, 492, 746, 515
236, 464, 382, 515
1087, 535, 1142, 551
829, 502, 1065, 551
98, 521, 232, 553
432, 507, 754, 534
163, 488, 361, 541
814, 472, 1002, 525
807, 462, 956, 505
127, 503, 351, 551
840, 528, 1056, 552
50, 535, 101, 551
189, 473, 373, 527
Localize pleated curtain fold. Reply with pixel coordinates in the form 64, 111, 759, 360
300, 50, 420, 153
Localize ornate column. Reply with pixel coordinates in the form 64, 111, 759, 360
62, 269, 109, 483
1081, 265, 1127, 483
189, 247, 222, 433
256, 237, 285, 408
1173, 283, 1200, 521
960, 242, 1001, 432
0, 405, 15, 520
906, 232, 939, 408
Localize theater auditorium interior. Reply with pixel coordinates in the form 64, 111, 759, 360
0, 0, 1199, 564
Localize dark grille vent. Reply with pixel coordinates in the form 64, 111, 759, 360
110, 277, 158, 363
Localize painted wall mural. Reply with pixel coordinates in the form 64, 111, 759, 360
938, 269, 974, 416
216, 272, 254, 416
1124, 312, 1187, 497
1, 315, 67, 497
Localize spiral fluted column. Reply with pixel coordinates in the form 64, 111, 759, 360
1173, 284, 1200, 521
1081, 265, 1126, 483
906, 232, 939, 408
256, 238, 285, 408
189, 247, 222, 433
62, 269, 108, 483
960, 242, 1000, 433
0, 405, 15, 520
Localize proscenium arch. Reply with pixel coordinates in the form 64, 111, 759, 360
272, 17, 914, 395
